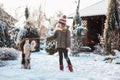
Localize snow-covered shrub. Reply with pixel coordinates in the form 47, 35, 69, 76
112, 50, 120, 64
45, 29, 57, 55
8, 27, 20, 48
45, 40, 57, 55
0, 21, 17, 48
71, 25, 87, 54
0, 48, 19, 60
93, 44, 105, 55
0, 60, 7, 67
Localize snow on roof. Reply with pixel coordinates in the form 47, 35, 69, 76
69, 0, 109, 18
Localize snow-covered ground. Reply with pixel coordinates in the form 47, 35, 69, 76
0, 50, 120, 80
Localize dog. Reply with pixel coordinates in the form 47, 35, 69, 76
21, 39, 36, 69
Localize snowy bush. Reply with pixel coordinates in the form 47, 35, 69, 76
0, 48, 19, 60
45, 29, 57, 55
112, 50, 120, 64
45, 40, 57, 55
71, 25, 87, 54
0, 60, 7, 67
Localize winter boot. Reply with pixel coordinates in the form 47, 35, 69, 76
68, 65, 73, 72
60, 65, 64, 71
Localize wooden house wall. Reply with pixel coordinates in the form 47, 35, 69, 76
81, 15, 106, 50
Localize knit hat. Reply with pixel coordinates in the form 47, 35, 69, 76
58, 15, 67, 25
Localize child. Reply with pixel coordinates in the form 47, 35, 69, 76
46, 15, 73, 72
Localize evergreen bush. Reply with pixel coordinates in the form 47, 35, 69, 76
45, 41, 57, 55
0, 48, 19, 60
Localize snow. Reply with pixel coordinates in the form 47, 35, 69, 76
0, 50, 120, 80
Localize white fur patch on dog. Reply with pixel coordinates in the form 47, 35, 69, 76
30, 40, 36, 51
23, 40, 36, 60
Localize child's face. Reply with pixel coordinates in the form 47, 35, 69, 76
57, 23, 61, 28
58, 23, 65, 29
61, 25, 67, 30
